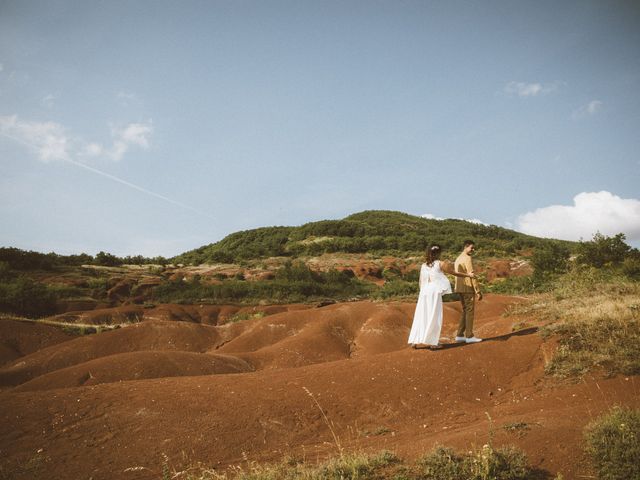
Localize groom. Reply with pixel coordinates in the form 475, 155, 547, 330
454, 240, 483, 344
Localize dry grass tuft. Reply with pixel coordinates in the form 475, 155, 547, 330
505, 272, 640, 379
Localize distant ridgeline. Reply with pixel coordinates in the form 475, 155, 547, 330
0, 247, 168, 270
173, 210, 575, 265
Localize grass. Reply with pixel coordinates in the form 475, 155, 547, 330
503, 268, 640, 379
226, 311, 267, 323
0, 313, 123, 335
584, 406, 640, 480
419, 443, 537, 480
164, 445, 549, 480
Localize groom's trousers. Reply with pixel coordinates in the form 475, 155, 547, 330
457, 293, 475, 338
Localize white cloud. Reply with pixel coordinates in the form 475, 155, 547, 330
516, 191, 640, 241
572, 100, 603, 119
107, 122, 153, 161
42, 94, 57, 108
0, 115, 152, 163
504, 81, 559, 97
118, 122, 152, 149
83, 142, 104, 157
0, 63, 3, 72
0, 115, 70, 162
0, 115, 211, 219
421, 213, 489, 226
117, 91, 138, 107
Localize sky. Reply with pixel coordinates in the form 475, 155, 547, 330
1, 0, 639, 257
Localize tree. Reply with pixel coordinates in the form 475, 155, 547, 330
94, 251, 122, 267
532, 243, 570, 274
576, 233, 631, 268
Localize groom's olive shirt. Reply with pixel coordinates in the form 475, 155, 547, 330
454, 252, 480, 294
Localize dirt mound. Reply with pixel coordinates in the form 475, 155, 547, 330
0, 318, 74, 366
216, 296, 519, 371
486, 259, 533, 282
48, 303, 312, 326
0, 296, 520, 388
0, 320, 222, 387
217, 302, 415, 369
13, 351, 253, 392
145, 303, 311, 325
0, 295, 638, 480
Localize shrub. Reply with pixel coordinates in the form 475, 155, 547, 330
532, 243, 570, 274
621, 255, 640, 280
152, 265, 372, 305
584, 407, 640, 480
520, 275, 640, 378
0, 276, 57, 317
576, 233, 631, 268
94, 251, 122, 267
486, 274, 554, 295
419, 445, 465, 478
419, 443, 534, 479
373, 280, 419, 299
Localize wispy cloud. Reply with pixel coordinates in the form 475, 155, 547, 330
504, 81, 559, 98
116, 91, 139, 107
516, 191, 640, 241
0, 115, 153, 163
108, 122, 153, 161
1, 115, 212, 219
571, 100, 603, 120
42, 94, 57, 108
0, 115, 70, 161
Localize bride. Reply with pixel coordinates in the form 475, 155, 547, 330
408, 244, 474, 350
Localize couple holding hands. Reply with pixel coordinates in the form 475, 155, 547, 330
408, 240, 483, 350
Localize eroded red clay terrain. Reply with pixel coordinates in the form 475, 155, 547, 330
1, 295, 638, 479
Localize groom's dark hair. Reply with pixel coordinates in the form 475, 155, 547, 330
463, 239, 475, 248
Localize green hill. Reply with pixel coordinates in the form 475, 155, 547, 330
173, 210, 575, 265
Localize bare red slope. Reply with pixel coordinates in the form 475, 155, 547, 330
0, 295, 638, 480
0, 318, 73, 367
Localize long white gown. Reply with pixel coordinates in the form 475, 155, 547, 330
407, 260, 452, 346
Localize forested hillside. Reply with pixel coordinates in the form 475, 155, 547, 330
173, 210, 575, 265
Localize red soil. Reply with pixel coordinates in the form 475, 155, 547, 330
48, 303, 312, 326
0, 295, 638, 480
0, 319, 73, 367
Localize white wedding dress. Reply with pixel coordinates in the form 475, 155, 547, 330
408, 260, 452, 346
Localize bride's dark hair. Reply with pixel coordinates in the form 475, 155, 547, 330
425, 244, 442, 266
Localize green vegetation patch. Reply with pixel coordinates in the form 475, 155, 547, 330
503, 265, 640, 379
153, 262, 373, 305
584, 407, 640, 480
419, 444, 534, 480
167, 444, 546, 480
541, 277, 640, 378
172, 210, 564, 265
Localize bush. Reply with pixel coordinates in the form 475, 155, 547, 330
373, 280, 419, 299
419, 443, 534, 479
486, 274, 554, 295
576, 233, 631, 268
621, 255, 640, 280
152, 264, 372, 305
0, 275, 57, 317
584, 407, 640, 480
166, 446, 541, 479
532, 243, 570, 274
94, 251, 122, 267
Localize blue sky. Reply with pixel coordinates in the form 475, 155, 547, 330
1, 0, 639, 257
